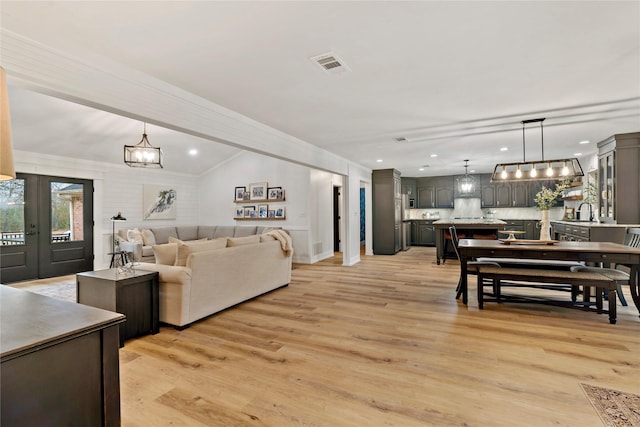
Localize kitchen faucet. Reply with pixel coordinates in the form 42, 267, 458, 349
577, 202, 593, 221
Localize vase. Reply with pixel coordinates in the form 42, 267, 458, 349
539, 209, 551, 241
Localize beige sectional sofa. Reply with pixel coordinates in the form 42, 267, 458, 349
118, 225, 277, 262
122, 228, 293, 328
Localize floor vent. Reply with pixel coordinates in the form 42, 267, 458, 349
310, 52, 351, 74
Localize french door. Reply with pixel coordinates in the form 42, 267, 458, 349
0, 173, 94, 283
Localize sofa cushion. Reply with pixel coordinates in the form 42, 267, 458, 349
169, 236, 207, 245
260, 234, 277, 242
234, 226, 257, 237
197, 226, 216, 240
177, 226, 199, 241
152, 243, 178, 265
213, 226, 236, 239
142, 245, 155, 257
141, 229, 156, 246
127, 228, 143, 244
151, 227, 178, 244
227, 235, 260, 247
175, 238, 227, 266
256, 226, 279, 235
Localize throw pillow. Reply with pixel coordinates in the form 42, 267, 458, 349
227, 235, 260, 247
175, 238, 227, 266
127, 228, 143, 245
141, 229, 156, 246
152, 243, 178, 265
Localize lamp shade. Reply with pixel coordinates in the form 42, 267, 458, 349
0, 66, 16, 181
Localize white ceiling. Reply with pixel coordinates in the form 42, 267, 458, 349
2, 1, 639, 177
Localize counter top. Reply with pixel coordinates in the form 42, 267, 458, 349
433, 219, 507, 225
551, 220, 640, 228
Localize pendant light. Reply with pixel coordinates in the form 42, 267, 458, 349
124, 123, 163, 168
491, 118, 583, 182
457, 159, 476, 194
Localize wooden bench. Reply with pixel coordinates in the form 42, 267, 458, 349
475, 266, 630, 324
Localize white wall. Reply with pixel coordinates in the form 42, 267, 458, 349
15, 150, 199, 269
198, 151, 317, 263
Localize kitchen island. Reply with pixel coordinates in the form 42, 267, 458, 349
433, 219, 507, 264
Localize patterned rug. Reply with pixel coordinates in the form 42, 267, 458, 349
581, 383, 640, 427
9, 277, 77, 302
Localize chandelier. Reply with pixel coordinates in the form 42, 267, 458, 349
457, 159, 476, 194
124, 123, 163, 168
491, 118, 583, 182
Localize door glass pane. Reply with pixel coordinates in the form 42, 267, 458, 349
0, 179, 25, 245
51, 181, 84, 243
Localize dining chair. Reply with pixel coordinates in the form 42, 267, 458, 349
449, 226, 499, 300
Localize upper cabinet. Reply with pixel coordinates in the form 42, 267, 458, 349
416, 176, 454, 208
597, 132, 640, 224
401, 177, 417, 199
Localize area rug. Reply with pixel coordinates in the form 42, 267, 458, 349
581, 383, 640, 427
9, 278, 76, 302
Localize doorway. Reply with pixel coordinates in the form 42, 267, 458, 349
333, 186, 341, 252
1, 173, 94, 283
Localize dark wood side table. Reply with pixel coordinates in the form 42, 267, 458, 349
77, 268, 159, 347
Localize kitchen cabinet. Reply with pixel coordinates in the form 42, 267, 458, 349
401, 178, 416, 199
373, 169, 402, 254
411, 220, 436, 246
551, 221, 627, 243
597, 132, 640, 224
416, 176, 453, 208
495, 182, 511, 207
480, 175, 497, 208
524, 220, 540, 240
416, 185, 435, 208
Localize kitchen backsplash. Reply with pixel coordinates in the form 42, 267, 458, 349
408, 198, 564, 221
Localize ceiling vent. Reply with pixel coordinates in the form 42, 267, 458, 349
310, 52, 351, 74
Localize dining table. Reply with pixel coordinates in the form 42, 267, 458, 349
457, 239, 640, 316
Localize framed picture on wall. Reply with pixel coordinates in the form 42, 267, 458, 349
267, 209, 276, 218
249, 182, 268, 200
267, 186, 282, 200
258, 204, 268, 218
235, 186, 246, 201
275, 207, 285, 219
235, 207, 245, 218
243, 206, 256, 217
143, 185, 177, 220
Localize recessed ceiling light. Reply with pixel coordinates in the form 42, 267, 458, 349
500, 147, 509, 151
574, 152, 582, 157
430, 154, 438, 158
579, 140, 590, 145
419, 168, 424, 171
376, 159, 383, 163
189, 149, 198, 156
470, 169, 476, 173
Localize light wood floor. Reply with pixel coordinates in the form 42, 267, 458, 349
11, 247, 640, 426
